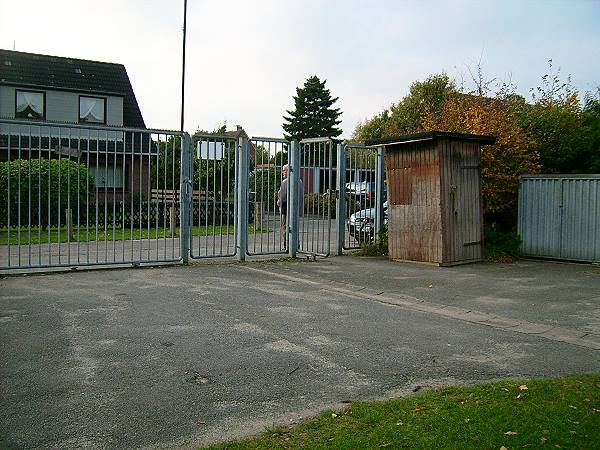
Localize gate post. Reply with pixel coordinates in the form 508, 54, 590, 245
236, 136, 249, 261
288, 140, 300, 258
335, 142, 346, 255
374, 146, 385, 242
180, 133, 192, 264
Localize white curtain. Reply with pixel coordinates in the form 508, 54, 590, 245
16, 92, 43, 116
80, 97, 105, 122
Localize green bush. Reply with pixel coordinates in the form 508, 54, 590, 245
483, 224, 522, 261
0, 159, 94, 228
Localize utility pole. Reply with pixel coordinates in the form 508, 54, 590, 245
180, 0, 188, 132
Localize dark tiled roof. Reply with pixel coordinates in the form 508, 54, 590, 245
0, 49, 145, 128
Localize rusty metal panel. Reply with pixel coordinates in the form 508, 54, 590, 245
519, 175, 600, 262
385, 142, 442, 263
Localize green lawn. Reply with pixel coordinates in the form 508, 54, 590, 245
206, 375, 600, 450
0, 225, 268, 245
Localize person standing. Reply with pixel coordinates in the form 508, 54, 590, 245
278, 164, 303, 248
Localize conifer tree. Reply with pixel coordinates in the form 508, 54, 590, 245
282, 76, 342, 140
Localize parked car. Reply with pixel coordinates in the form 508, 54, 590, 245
345, 181, 386, 207
347, 201, 388, 243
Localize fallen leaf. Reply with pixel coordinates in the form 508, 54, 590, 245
428, 284, 433, 288
570, 431, 577, 436
568, 405, 578, 410
380, 444, 392, 448
502, 388, 510, 392
515, 394, 522, 399
500, 447, 508, 450
396, 422, 404, 426
522, 445, 533, 448
554, 445, 561, 448
519, 385, 528, 390
464, 418, 471, 423
505, 431, 518, 436
331, 413, 338, 418
540, 437, 547, 443
592, 408, 599, 413
196, 420, 206, 425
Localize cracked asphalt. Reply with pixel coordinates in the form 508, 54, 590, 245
1, 256, 599, 449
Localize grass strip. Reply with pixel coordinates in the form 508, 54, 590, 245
206, 375, 600, 450
0, 225, 269, 245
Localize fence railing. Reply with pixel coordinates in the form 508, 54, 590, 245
0, 118, 386, 270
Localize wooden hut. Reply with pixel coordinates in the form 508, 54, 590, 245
367, 132, 495, 266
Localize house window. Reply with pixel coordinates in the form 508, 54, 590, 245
79, 96, 106, 124
15, 90, 45, 120
89, 166, 125, 189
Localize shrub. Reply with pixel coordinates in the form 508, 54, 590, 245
483, 224, 522, 262
0, 159, 94, 228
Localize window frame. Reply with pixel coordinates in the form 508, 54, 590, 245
89, 163, 128, 192
78, 95, 107, 125
15, 89, 46, 120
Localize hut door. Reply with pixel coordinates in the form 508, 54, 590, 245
453, 154, 483, 261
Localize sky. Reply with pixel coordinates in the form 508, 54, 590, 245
1, 0, 600, 138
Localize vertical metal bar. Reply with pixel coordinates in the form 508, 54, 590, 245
204, 139, 209, 257
155, 135, 160, 259
17, 132, 22, 266
113, 131, 118, 262
212, 138, 217, 256
138, 132, 143, 262
76, 128, 81, 264
130, 132, 134, 262
236, 136, 248, 261
326, 141, 333, 256
288, 140, 300, 258
163, 136, 168, 260
146, 133, 151, 261
180, 133, 191, 264
171, 136, 176, 258
226, 139, 231, 254
38, 126, 42, 265
336, 143, 345, 255
7, 126, 11, 266
122, 130, 126, 263
57, 128, 62, 264
103, 131, 109, 262
86, 129, 90, 264
219, 139, 224, 255
66, 128, 72, 266
27, 126, 32, 266
374, 146, 385, 242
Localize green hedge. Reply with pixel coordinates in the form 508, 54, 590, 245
0, 159, 94, 228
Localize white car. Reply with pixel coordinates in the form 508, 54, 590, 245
347, 201, 388, 243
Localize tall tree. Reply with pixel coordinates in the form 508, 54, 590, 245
282, 76, 342, 140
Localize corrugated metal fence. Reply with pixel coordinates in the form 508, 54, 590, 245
518, 175, 600, 262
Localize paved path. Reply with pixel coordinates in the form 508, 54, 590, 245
1, 257, 599, 449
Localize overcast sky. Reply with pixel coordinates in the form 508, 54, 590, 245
1, 0, 599, 137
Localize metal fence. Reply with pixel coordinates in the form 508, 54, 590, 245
518, 175, 600, 262
0, 119, 185, 269
247, 137, 288, 256
0, 118, 387, 271
189, 133, 238, 259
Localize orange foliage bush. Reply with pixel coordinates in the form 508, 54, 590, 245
423, 94, 541, 217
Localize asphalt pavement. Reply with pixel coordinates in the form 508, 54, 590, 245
1, 256, 599, 449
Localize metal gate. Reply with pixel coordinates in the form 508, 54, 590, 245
188, 133, 238, 259
337, 143, 385, 251
298, 138, 335, 257
246, 137, 289, 256
1, 119, 387, 272
0, 118, 186, 270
